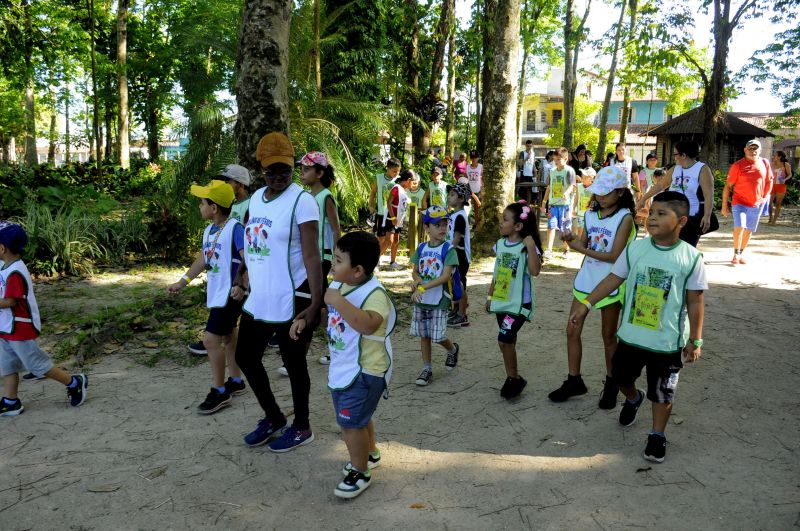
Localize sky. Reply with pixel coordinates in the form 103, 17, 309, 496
455, 0, 792, 113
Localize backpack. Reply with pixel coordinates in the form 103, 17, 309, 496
415, 241, 463, 307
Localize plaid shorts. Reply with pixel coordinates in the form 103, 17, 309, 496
410, 307, 448, 342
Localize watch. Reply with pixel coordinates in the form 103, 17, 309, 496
690, 338, 703, 347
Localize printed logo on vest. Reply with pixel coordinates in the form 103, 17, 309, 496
245, 223, 271, 257
327, 311, 346, 350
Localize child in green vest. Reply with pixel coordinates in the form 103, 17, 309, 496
541, 147, 577, 259
569, 191, 707, 463
323, 231, 395, 499
446, 183, 472, 327
425, 166, 449, 209
369, 158, 401, 264
485, 201, 543, 399
573, 167, 595, 240
406, 171, 427, 247
411, 206, 461, 386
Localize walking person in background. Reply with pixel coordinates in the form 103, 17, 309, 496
769, 150, 792, 224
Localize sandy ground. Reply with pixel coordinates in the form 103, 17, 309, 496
1, 214, 799, 530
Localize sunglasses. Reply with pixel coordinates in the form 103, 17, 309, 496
260, 168, 294, 178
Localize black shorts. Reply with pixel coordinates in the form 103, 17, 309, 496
611, 341, 683, 404
374, 215, 401, 237
456, 249, 469, 287
495, 308, 530, 344
206, 297, 243, 336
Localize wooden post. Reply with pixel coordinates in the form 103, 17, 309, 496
408, 204, 419, 253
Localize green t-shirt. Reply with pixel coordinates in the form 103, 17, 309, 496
407, 188, 426, 209
411, 242, 459, 310
230, 197, 251, 224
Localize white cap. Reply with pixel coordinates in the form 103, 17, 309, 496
745, 139, 761, 149
219, 164, 251, 186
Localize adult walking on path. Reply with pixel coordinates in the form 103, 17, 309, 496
568, 144, 593, 174
637, 141, 715, 247
232, 132, 323, 451
721, 139, 773, 265
608, 143, 639, 186
769, 150, 792, 224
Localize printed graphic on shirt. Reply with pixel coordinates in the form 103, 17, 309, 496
327, 309, 347, 351
245, 218, 271, 257
493, 252, 520, 301
671, 172, 691, 192
588, 225, 613, 253
418, 248, 444, 281
628, 266, 674, 330
580, 193, 592, 212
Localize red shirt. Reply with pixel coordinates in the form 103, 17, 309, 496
727, 157, 774, 207
0, 272, 39, 341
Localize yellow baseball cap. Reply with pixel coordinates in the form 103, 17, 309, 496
190, 179, 235, 208
256, 132, 295, 168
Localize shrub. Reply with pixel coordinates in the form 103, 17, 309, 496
99, 207, 150, 264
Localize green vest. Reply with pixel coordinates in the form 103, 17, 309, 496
406, 188, 426, 209
548, 167, 573, 206
315, 188, 335, 261
617, 238, 702, 353
428, 180, 448, 208
230, 197, 251, 224
489, 238, 534, 320
376, 174, 395, 215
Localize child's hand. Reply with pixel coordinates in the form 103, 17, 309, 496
289, 318, 307, 340
230, 285, 246, 301
566, 238, 585, 252
561, 230, 574, 243
682, 343, 702, 363
411, 289, 424, 303
167, 282, 183, 294
324, 287, 341, 306
522, 235, 536, 250
540, 205, 547, 214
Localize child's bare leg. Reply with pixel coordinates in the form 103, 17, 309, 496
342, 426, 370, 472
458, 290, 468, 316
618, 384, 638, 401
390, 233, 400, 262
225, 328, 242, 379
500, 341, 518, 378
377, 234, 389, 257
3, 373, 20, 399
600, 304, 621, 375
546, 228, 556, 252
436, 338, 454, 352
204, 332, 226, 388
366, 420, 377, 453
421, 337, 432, 365
652, 402, 672, 433
44, 366, 72, 386
566, 298, 585, 375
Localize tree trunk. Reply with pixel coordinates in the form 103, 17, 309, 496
0, 133, 6, 164
234, 0, 292, 172
64, 88, 71, 163
515, 47, 528, 147
477, 0, 498, 155
104, 106, 113, 160
474, 50, 481, 149
444, 20, 457, 158
312, 0, 321, 94
8, 137, 17, 163
475, 0, 521, 250
596, 0, 627, 161
23, 0, 37, 167
47, 112, 57, 164
87, 0, 102, 162
619, 86, 631, 143
562, 0, 591, 149
117, 0, 130, 169
404, 0, 421, 163
146, 100, 160, 161
701, 0, 734, 169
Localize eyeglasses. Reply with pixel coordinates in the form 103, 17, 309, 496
261, 168, 294, 178
746, 146, 759, 151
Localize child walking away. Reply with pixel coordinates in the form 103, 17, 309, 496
411, 206, 461, 386
384, 170, 413, 270
573, 168, 596, 240
325, 232, 396, 499
187, 164, 253, 356
298, 151, 341, 366
406, 171, 427, 246
446, 183, 472, 327
549, 166, 636, 408
0, 223, 88, 415
486, 202, 543, 399
425, 166, 449, 209
569, 191, 707, 462
168, 180, 247, 414
541, 147, 577, 259
369, 158, 401, 267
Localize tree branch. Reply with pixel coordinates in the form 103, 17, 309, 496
730, 0, 759, 30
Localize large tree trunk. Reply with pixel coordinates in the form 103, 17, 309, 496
64, 88, 71, 163
404, 0, 421, 163
619, 86, 630, 143
476, 0, 498, 155
515, 47, 528, 147
104, 106, 113, 160
146, 99, 160, 161
7, 137, 17, 163
234, 0, 292, 173
444, 19, 457, 158
23, 0, 37, 167
562, 0, 591, 149
475, 0, 521, 250
87, 0, 102, 162
701, 0, 735, 169
596, 0, 627, 161
312, 0, 321, 93
47, 112, 57, 164
117, 0, 130, 169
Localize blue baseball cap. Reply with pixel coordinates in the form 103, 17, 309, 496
0, 222, 28, 253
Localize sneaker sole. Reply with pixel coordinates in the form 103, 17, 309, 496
643, 452, 665, 463
187, 347, 208, 355
415, 379, 430, 386
244, 423, 287, 447
268, 432, 315, 453
70, 375, 88, 407
0, 406, 24, 416
547, 388, 588, 403
22, 375, 45, 381
228, 388, 247, 397
334, 479, 371, 499
197, 398, 232, 415
318, 358, 331, 365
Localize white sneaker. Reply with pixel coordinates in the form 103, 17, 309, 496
389, 261, 404, 270
334, 469, 371, 499
543, 250, 553, 260
318, 355, 330, 365
277, 366, 289, 377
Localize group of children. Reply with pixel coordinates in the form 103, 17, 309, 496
0, 142, 706, 499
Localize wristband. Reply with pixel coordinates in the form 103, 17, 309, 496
581, 299, 593, 310
416, 285, 426, 293
689, 338, 703, 347
182, 274, 191, 283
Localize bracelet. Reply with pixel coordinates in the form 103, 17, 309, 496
181, 274, 191, 283
581, 299, 593, 310
416, 285, 426, 293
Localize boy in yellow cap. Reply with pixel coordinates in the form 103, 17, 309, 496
168, 180, 247, 414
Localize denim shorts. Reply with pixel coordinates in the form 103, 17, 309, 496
331, 372, 386, 428
0, 339, 54, 377
547, 205, 572, 231
732, 203, 761, 233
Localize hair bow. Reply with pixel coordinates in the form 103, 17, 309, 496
520, 206, 531, 220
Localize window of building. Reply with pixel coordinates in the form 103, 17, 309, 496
617, 106, 635, 123
540, 111, 547, 128
526, 110, 536, 132
552, 109, 562, 125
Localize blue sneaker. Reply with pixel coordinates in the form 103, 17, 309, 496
243, 417, 287, 447
67, 374, 88, 407
267, 425, 315, 453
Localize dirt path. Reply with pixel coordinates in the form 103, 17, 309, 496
2, 215, 799, 530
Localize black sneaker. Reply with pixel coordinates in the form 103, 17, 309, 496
548, 376, 588, 402
643, 433, 667, 463
415, 367, 432, 386
67, 374, 88, 407
22, 372, 45, 381
598, 376, 619, 410
267, 335, 280, 349
224, 378, 246, 396
501, 376, 527, 399
198, 388, 232, 415
187, 341, 207, 356
0, 398, 24, 416
445, 343, 459, 371
619, 390, 645, 427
